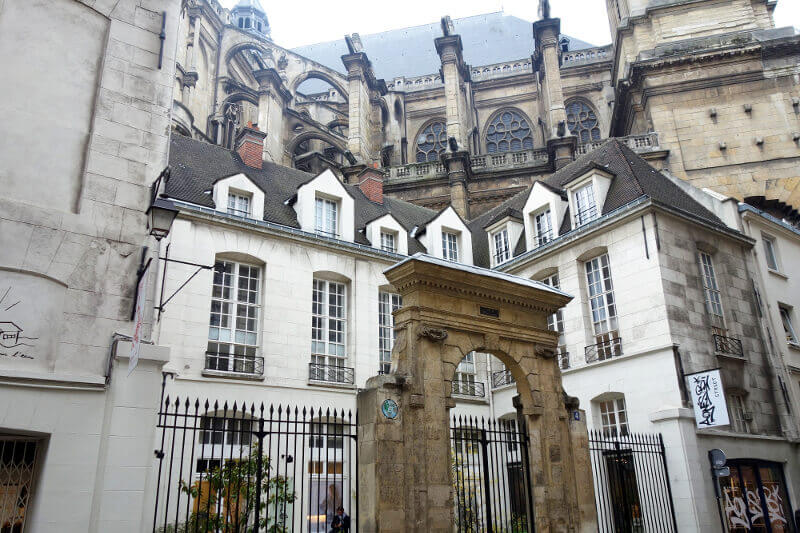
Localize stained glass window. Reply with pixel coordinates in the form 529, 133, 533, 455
566, 100, 601, 143
415, 121, 447, 162
486, 110, 533, 153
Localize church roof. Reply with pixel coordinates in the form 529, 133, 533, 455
291, 12, 595, 81
232, 0, 265, 13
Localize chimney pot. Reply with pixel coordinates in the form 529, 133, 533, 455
235, 126, 267, 169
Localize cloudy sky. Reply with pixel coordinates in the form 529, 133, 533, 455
221, 0, 799, 49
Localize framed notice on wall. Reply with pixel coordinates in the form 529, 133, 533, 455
686, 368, 730, 428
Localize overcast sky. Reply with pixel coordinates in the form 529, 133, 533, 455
221, 0, 799, 49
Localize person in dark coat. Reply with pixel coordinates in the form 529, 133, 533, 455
330, 506, 350, 532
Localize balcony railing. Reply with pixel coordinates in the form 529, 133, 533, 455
574, 206, 599, 226
575, 133, 660, 156
713, 334, 744, 357
536, 231, 553, 247
452, 380, 486, 398
205, 353, 264, 376
491, 369, 515, 389
308, 362, 355, 384
470, 149, 548, 172
585, 336, 623, 364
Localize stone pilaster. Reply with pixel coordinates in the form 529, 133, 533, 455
442, 150, 471, 219
341, 52, 385, 165
253, 68, 291, 164
341, 163, 368, 185
533, 18, 568, 139
547, 135, 578, 170
434, 35, 471, 151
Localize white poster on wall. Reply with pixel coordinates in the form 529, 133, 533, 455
686, 368, 730, 428
129, 268, 149, 376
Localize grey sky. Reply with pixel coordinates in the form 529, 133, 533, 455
222, 0, 799, 49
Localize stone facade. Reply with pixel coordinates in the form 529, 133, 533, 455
0, 1, 180, 531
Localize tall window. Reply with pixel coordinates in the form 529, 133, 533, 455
598, 397, 629, 437
565, 100, 601, 143
454, 352, 476, 394
415, 121, 447, 162
485, 110, 533, 153
200, 416, 252, 446
315, 197, 338, 238
541, 273, 565, 341
227, 192, 250, 217
763, 236, 779, 271
380, 231, 396, 253
574, 183, 598, 226
585, 254, 620, 359
207, 261, 261, 374
311, 280, 346, 379
442, 231, 459, 262
534, 210, 553, 246
698, 252, 724, 329
780, 306, 798, 344
378, 292, 402, 374
728, 395, 751, 433
492, 228, 510, 265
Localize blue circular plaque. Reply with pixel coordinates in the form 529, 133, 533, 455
381, 399, 398, 419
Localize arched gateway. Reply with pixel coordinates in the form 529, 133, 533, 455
358, 254, 597, 532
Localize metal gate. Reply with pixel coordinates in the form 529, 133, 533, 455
152, 397, 358, 532
450, 415, 535, 532
589, 430, 677, 532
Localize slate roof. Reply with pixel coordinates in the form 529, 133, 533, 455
166, 134, 436, 253
291, 12, 595, 82
468, 139, 726, 267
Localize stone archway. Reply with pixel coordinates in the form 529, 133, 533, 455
358, 255, 597, 532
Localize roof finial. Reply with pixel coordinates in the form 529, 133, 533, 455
538, 0, 551, 19
440, 15, 454, 37
344, 33, 363, 54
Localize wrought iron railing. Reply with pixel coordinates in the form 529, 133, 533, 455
491, 369, 515, 389
574, 206, 599, 227
452, 380, 486, 398
308, 362, 355, 384
205, 353, 264, 375
226, 207, 249, 218
536, 231, 553, 247
713, 334, 744, 357
585, 336, 623, 363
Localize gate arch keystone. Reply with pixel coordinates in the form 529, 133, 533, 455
357, 254, 598, 532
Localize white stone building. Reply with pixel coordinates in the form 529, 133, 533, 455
0, 1, 182, 532
155, 131, 799, 531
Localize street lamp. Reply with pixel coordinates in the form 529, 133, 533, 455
147, 197, 178, 241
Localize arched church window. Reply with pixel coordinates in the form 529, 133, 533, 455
485, 110, 533, 154
566, 100, 601, 143
415, 121, 447, 162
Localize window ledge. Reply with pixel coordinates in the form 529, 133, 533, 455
202, 369, 265, 381
307, 379, 356, 390
452, 394, 490, 404
768, 268, 788, 280
714, 351, 747, 362
695, 428, 787, 442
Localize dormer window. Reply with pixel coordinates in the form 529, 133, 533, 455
442, 231, 459, 262
227, 192, 251, 218
492, 228, 510, 265
380, 231, 397, 253
574, 183, 598, 226
315, 197, 338, 238
534, 210, 553, 246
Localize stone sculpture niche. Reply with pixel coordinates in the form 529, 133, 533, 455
357, 254, 597, 532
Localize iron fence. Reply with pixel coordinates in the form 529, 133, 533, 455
452, 381, 486, 398
0, 437, 39, 533
713, 334, 744, 357
451, 415, 534, 532
589, 430, 677, 533
308, 363, 355, 385
152, 397, 358, 533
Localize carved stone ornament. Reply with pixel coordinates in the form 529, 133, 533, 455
535, 345, 557, 359
277, 54, 288, 71
418, 325, 448, 342
563, 391, 580, 410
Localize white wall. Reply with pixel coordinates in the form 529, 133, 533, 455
419, 207, 473, 265
212, 173, 266, 219
295, 169, 355, 242
365, 213, 408, 255
523, 183, 568, 251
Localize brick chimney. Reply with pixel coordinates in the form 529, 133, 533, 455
235, 124, 267, 169
357, 168, 384, 204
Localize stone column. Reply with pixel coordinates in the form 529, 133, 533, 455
534, 18, 567, 137
435, 34, 470, 151
341, 52, 385, 165
253, 68, 291, 164
442, 150, 471, 219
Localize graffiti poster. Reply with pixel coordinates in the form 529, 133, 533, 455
686, 368, 730, 428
